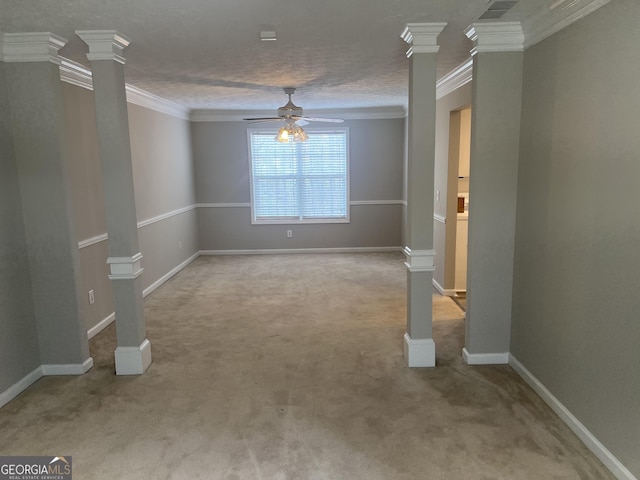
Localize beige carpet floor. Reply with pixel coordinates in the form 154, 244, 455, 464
0, 253, 613, 479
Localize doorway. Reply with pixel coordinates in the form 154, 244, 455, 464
446, 107, 471, 306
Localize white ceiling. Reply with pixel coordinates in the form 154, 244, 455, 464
2, 0, 557, 111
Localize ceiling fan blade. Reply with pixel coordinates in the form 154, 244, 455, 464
243, 117, 282, 122
301, 116, 344, 123
295, 119, 310, 126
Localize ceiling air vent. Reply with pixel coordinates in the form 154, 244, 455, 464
478, 1, 519, 20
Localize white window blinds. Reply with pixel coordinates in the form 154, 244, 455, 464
248, 129, 349, 224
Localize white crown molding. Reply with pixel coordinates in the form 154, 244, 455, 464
59, 58, 93, 89
126, 84, 190, 120
436, 58, 473, 99
465, 22, 524, 54
76, 30, 131, 64
189, 106, 406, 122
58, 57, 190, 119
401, 23, 448, 57
522, 0, 612, 49
0, 32, 67, 64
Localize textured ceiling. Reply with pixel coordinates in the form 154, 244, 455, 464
0, 0, 552, 111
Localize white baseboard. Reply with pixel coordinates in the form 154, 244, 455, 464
200, 246, 403, 256
509, 356, 636, 480
42, 357, 94, 375
87, 312, 115, 339
143, 251, 200, 297
403, 333, 436, 367
115, 339, 152, 375
432, 278, 457, 296
0, 366, 43, 409
462, 348, 510, 365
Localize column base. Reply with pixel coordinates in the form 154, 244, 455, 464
403, 333, 436, 367
462, 347, 510, 365
115, 339, 152, 375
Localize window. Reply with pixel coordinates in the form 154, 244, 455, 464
248, 128, 349, 224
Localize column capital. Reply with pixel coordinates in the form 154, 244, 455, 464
465, 22, 524, 55
401, 23, 447, 58
76, 30, 131, 64
0, 32, 67, 64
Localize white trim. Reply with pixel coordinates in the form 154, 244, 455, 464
200, 247, 402, 256
433, 214, 446, 224
349, 200, 404, 206
189, 106, 406, 122
0, 32, 66, 64
403, 333, 436, 367
143, 252, 200, 297
401, 23, 447, 57
465, 22, 525, 54
115, 339, 152, 375
107, 252, 144, 280
76, 30, 130, 65
433, 278, 456, 297
403, 247, 436, 272
78, 233, 109, 249
137, 205, 196, 229
196, 202, 251, 208
509, 355, 637, 480
126, 84, 190, 120
58, 55, 190, 119
59, 58, 93, 90
87, 312, 115, 339
522, 0, 612, 49
0, 366, 43, 409
436, 58, 473, 99
42, 357, 94, 375
462, 348, 510, 365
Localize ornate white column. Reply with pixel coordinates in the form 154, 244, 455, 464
462, 23, 524, 365
400, 23, 446, 367
1, 33, 93, 373
76, 30, 151, 375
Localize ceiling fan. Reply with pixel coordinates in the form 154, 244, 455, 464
244, 87, 344, 126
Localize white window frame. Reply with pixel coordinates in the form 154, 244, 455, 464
247, 127, 350, 225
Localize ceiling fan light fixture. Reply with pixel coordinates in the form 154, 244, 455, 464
275, 119, 308, 143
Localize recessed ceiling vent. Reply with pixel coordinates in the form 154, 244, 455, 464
478, 1, 519, 20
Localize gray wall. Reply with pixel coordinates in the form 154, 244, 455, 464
433, 84, 472, 291
511, 0, 640, 476
192, 118, 404, 251
128, 103, 199, 290
0, 64, 41, 394
63, 83, 198, 334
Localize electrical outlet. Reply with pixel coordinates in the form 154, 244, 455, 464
286, 229, 293, 238
88, 290, 95, 305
